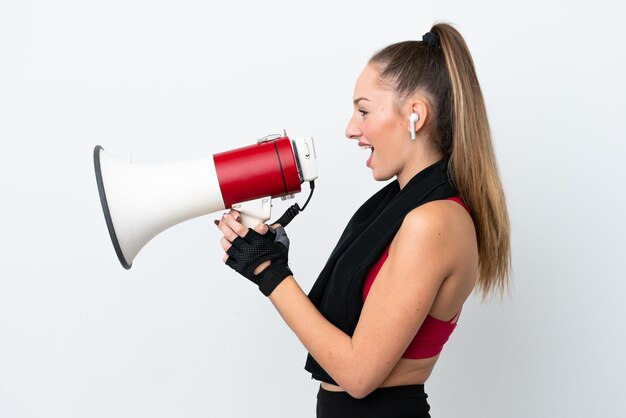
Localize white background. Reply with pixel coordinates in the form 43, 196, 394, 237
1, 1, 625, 417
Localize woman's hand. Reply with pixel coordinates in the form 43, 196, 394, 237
214, 209, 292, 296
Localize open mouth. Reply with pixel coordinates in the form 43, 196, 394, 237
359, 144, 374, 166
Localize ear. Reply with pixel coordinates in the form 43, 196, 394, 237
406, 98, 429, 136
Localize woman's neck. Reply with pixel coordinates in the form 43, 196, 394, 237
396, 148, 444, 190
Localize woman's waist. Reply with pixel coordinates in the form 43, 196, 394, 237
318, 382, 428, 405
320, 357, 437, 393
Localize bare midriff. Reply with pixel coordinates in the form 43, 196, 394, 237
319, 354, 440, 392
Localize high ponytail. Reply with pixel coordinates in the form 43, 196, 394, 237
370, 22, 511, 299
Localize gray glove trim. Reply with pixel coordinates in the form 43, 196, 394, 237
268, 225, 290, 250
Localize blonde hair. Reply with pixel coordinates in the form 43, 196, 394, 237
370, 22, 511, 299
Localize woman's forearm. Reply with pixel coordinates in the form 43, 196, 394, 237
268, 276, 366, 395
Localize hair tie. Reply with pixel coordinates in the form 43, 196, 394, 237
422, 31, 441, 48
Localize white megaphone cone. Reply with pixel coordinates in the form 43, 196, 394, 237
94, 134, 317, 269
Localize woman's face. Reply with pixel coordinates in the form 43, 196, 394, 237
345, 64, 412, 181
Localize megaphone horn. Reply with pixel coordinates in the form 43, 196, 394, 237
94, 134, 317, 269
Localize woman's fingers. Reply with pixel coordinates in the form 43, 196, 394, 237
220, 236, 231, 251
215, 209, 273, 238
215, 221, 238, 243
222, 211, 247, 237
214, 211, 247, 242
214, 210, 246, 264
225, 210, 270, 236
253, 223, 269, 234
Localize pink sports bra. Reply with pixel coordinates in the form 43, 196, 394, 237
361, 196, 470, 359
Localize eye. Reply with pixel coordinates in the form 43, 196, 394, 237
358, 109, 369, 118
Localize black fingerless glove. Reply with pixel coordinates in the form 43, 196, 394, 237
225, 227, 293, 296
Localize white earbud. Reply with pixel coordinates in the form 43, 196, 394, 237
409, 113, 420, 140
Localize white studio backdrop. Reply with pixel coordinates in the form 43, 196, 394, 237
1, 1, 625, 417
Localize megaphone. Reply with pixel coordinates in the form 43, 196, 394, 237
94, 133, 317, 269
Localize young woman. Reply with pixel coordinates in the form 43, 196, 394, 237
214, 22, 511, 418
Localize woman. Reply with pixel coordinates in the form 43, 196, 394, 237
214, 22, 511, 418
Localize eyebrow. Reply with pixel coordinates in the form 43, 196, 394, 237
353, 97, 370, 105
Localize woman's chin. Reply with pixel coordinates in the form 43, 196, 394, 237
371, 169, 394, 182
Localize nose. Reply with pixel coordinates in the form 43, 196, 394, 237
345, 115, 361, 140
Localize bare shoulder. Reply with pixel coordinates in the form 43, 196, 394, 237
391, 199, 477, 277
398, 199, 474, 240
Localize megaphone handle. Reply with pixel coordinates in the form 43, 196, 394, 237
239, 213, 269, 228
232, 196, 272, 229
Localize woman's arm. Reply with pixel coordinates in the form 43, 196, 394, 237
217, 202, 460, 398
